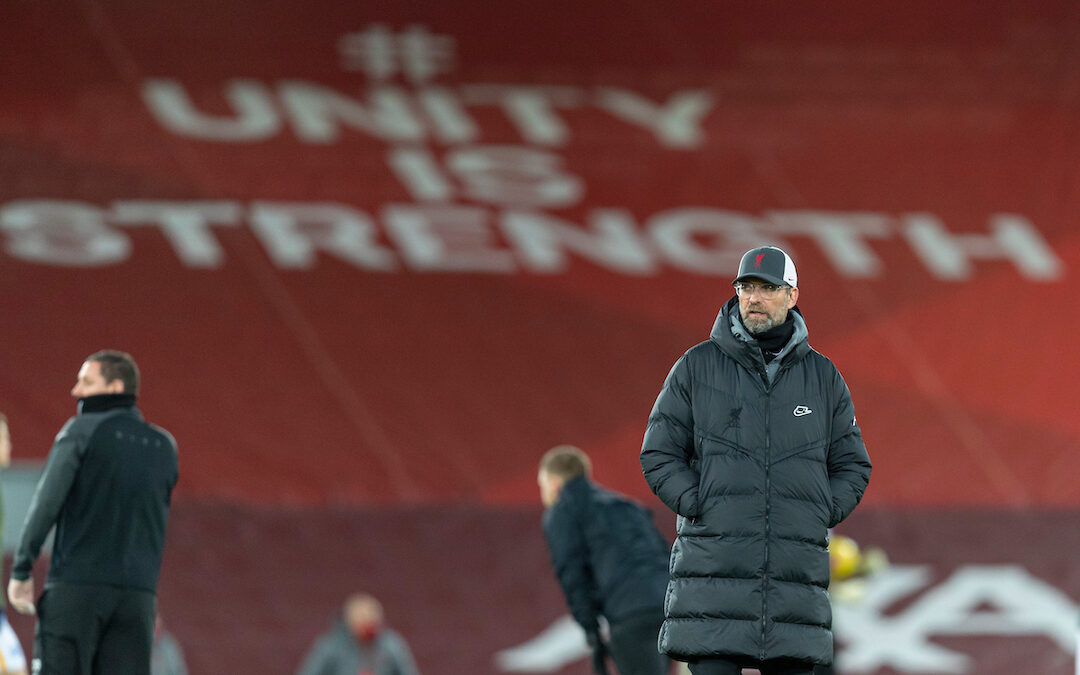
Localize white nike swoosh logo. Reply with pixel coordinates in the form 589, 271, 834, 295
793, 405, 813, 417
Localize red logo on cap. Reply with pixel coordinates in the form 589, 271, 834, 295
754, 253, 765, 268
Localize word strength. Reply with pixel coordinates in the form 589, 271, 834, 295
0, 200, 1063, 280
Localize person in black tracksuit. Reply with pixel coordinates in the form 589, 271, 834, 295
8, 350, 179, 675
640, 247, 872, 675
539, 445, 672, 675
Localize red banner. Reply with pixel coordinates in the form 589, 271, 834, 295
2, 4, 1080, 673
0, 1, 1077, 511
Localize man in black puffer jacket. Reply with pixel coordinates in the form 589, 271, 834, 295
539, 445, 671, 675
640, 246, 871, 675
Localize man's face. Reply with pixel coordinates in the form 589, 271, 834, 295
71, 360, 124, 398
537, 469, 563, 508
0, 421, 9, 462
344, 596, 383, 643
737, 278, 799, 334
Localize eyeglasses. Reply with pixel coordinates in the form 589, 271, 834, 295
732, 281, 788, 299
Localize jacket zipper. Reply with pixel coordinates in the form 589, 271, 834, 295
760, 384, 771, 660
758, 357, 797, 659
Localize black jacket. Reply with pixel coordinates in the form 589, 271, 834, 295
640, 299, 871, 664
542, 476, 670, 635
12, 394, 179, 592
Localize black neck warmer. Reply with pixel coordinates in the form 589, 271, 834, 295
753, 312, 796, 363
77, 393, 137, 415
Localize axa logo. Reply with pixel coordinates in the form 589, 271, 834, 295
793, 405, 813, 417
495, 564, 1078, 674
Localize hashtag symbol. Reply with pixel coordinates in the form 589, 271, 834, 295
339, 24, 456, 83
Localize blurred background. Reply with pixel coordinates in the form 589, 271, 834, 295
1, 0, 1078, 673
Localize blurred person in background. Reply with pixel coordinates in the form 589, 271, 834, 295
7, 350, 179, 675
0, 415, 28, 675
297, 592, 419, 675
641, 246, 872, 675
538, 445, 672, 675
812, 534, 889, 675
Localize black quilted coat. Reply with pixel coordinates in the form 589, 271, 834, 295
640, 299, 871, 665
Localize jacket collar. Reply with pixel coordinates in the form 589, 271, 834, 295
710, 297, 811, 371
77, 393, 138, 415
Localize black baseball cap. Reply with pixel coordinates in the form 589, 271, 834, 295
733, 246, 798, 287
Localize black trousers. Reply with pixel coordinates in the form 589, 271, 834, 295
607, 611, 670, 675
688, 657, 818, 675
34, 584, 156, 675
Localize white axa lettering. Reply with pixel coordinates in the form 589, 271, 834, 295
833, 565, 1077, 673
0, 199, 1065, 281
492, 565, 1078, 674
494, 614, 591, 673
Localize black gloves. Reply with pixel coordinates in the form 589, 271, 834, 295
585, 631, 610, 675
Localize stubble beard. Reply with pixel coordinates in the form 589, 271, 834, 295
741, 305, 778, 335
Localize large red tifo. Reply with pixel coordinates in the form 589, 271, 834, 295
0, 0, 1074, 509
0, 2, 1077, 672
